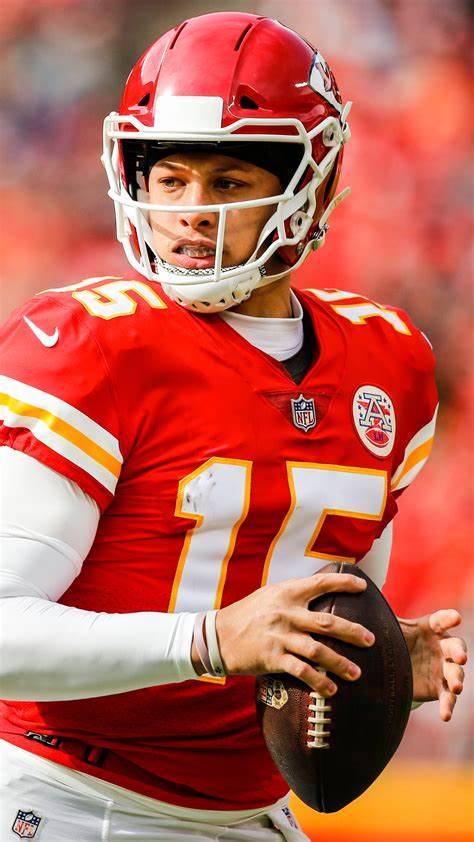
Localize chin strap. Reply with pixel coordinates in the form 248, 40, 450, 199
256, 265, 293, 285
318, 186, 351, 231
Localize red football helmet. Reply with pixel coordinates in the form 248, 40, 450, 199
102, 12, 351, 311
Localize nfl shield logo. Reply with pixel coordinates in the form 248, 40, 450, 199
12, 811, 42, 838
290, 394, 317, 432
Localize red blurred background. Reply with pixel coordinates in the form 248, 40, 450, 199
1, 1, 472, 839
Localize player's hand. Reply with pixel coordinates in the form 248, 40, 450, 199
214, 573, 375, 696
398, 610, 467, 721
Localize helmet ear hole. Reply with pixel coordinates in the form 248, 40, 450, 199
239, 95, 259, 110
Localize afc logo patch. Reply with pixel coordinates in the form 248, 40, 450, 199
291, 394, 317, 432
12, 811, 43, 839
353, 385, 396, 457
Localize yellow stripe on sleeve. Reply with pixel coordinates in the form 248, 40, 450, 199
390, 405, 438, 492
391, 437, 434, 491
0, 393, 122, 478
394, 437, 433, 486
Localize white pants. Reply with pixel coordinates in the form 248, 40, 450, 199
0, 742, 309, 841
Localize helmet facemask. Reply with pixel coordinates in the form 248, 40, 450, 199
102, 102, 351, 312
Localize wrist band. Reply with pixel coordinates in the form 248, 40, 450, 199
193, 612, 213, 676
205, 610, 226, 677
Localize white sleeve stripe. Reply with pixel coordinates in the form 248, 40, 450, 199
0, 407, 118, 493
391, 405, 438, 490
392, 458, 429, 492
0, 376, 122, 462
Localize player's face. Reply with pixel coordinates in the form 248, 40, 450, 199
148, 153, 282, 270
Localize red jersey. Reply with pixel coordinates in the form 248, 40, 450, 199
0, 278, 438, 809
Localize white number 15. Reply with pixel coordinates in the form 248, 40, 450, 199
168, 459, 387, 613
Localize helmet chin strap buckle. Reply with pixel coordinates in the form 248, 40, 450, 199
310, 225, 328, 251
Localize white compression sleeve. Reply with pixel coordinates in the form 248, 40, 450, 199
0, 448, 198, 700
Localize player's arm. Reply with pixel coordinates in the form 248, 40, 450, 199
388, 327, 466, 719
0, 447, 201, 700
356, 523, 467, 718
0, 294, 205, 699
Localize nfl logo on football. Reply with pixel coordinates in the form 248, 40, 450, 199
12, 810, 42, 839
291, 394, 317, 432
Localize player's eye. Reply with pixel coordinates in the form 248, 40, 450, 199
158, 177, 182, 189
215, 178, 243, 190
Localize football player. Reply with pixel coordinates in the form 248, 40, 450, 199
0, 12, 467, 842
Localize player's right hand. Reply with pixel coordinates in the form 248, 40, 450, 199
214, 573, 375, 696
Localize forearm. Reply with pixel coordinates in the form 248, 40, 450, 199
0, 594, 198, 700
0, 449, 200, 700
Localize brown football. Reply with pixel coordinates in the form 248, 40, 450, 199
256, 562, 413, 812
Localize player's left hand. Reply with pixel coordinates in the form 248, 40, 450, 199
398, 610, 467, 721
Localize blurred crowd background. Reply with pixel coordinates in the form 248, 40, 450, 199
1, 1, 472, 839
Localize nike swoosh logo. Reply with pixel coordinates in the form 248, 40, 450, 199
23, 315, 59, 348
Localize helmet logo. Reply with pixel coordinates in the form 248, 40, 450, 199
309, 51, 342, 114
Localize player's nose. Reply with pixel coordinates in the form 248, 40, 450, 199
178, 183, 217, 230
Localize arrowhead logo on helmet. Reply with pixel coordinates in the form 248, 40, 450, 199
309, 51, 343, 114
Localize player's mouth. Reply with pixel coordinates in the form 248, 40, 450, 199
172, 240, 217, 269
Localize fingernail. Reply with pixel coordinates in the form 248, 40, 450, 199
347, 664, 360, 678
327, 682, 337, 695
364, 632, 375, 644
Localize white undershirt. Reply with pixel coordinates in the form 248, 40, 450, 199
220, 290, 304, 360
0, 306, 392, 703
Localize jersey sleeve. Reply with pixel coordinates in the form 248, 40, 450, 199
0, 295, 122, 512
389, 313, 439, 497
